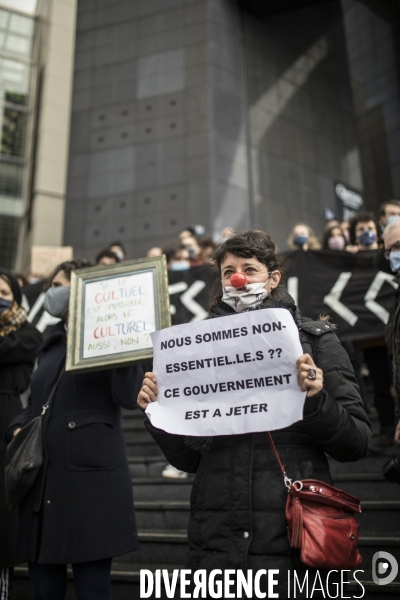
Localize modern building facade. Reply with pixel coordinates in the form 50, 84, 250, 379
19, 0, 400, 262
0, 0, 77, 272
0, 4, 36, 269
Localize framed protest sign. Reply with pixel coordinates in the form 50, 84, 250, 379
66, 256, 171, 372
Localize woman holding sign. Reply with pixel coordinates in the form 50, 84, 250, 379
138, 230, 371, 598
7, 260, 143, 600
0, 270, 42, 600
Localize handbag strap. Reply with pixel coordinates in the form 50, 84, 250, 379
41, 367, 65, 416
266, 432, 293, 490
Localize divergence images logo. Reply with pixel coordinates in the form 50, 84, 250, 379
372, 551, 398, 585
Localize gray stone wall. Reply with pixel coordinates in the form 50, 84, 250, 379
64, 0, 399, 258
65, 0, 212, 259
242, 0, 362, 248
342, 0, 400, 209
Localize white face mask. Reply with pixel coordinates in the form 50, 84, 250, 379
222, 279, 270, 312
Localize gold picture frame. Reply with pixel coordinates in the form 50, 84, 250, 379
66, 255, 171, 372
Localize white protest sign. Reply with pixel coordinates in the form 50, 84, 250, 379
147, 308, 306, 436
82, 271, 156, 359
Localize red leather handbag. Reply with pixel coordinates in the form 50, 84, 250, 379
267, 433, 363, 570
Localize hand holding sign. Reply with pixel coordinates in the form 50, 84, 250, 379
138, 372, 158, 409
296, 353, 323, 396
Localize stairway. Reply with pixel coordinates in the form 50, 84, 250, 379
12, 407, 400, 599
113, 407, 400, 599
328, 416, 400, 599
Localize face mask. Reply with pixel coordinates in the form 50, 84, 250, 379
113, 250, 124, 261
343, 229, 350, 243
294, 235, 308, 247
358, 230, 376, 246
387, 215, 400, 225
389, 250, 400, 273
222, 279, 270, 312
43, 286, 70, 319
170, 262, 190, 271
328, 236, 345, 250
0, 298, 12, 313
187, 247, 197, 259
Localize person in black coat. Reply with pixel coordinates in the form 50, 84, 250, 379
0, 270, 43, 599
138, 231, 372, 599
7, 260, 143, 600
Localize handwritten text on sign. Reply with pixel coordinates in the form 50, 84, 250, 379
147, 308, 306, 436
82, 271, 156, 359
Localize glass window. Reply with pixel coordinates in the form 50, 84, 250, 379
5, 33, 31, 57
0, 11, 8, 31
0, 160, 24, 198
0, 213, 20, 269
0, 58, 30, 105
9, 13, 34, 38
0, 106, 28, 157
0, 9, 34, 59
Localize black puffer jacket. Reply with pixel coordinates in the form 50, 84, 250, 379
145, 300, 371, 597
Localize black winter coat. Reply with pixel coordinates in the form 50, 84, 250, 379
7, 322, 143, 564
0, 322, 42, 567
145, 306, 371, 598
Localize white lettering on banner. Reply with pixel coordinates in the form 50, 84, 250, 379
82, 271, 156, 359
323, 270, 398, 327
180, 280, 208, 322
147, 308, 306, 436
287, 277, 298, 306
364, 271, 398, 324
323, 272, 358, 326
168, 280, 208, 322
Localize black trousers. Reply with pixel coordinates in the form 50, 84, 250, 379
28, 558, 112, 600
364, 345, 396, 434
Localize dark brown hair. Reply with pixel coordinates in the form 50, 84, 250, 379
95, 249, 120, 264
321, 225, 346, 249
379, 200, 400, 218
348, 212, 381, 245
48, 259, 93, 289
208, 230, 286, 309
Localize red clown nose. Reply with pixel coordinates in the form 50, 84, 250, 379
230, 273, 247, 288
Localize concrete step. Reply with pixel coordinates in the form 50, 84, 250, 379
328, 452, 394, 474
128, 456, 168, 477
332, 473, 400, 500
135, 500, 190, 529
349, 571, 400, 597
13, 564, 400, 600
358, 501, 400, 532
358, 533, 400, 566
124, 430, 159, 445
125, 441, 164, 458
132, 477, 193, 501
121, 530, 188, 565
133, 497, 400, 537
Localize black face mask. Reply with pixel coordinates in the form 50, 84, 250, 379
0, 298, 12, 313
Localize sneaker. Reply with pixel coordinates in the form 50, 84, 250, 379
162, 464, 188, 479
368, 433, 394, 453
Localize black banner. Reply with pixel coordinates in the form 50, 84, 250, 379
168, 265, 214, 325
284, 250, 397, 342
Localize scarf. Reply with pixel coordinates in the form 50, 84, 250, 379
0, 302, 27, 337
184, 288, 297, 453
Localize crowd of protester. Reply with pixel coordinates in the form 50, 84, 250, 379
1, 200, 400, 598
7, 200, 400, 455
287, 200, 400, 453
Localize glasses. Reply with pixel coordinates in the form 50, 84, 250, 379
384, 240, 400, 260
